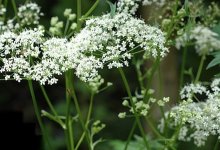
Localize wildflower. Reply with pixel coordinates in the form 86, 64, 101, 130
142, 0, 166, 7
163, 79, 220, 147
70, 12, 168, 72
176, 26, 220, 55
180, 83, 207, 99
17, 2, 43, 26
118, 112, 126, 118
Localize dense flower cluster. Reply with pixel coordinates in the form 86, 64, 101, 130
0, 28, 44, 82
117, 0, 141, 14
18, 2, 43, 26
117, 0, 165, 14
176, 26, 220, 55
0, 1, 168, 84
180, 83, 207, 99
160, 79, 220, 147
71, 13, 168, 71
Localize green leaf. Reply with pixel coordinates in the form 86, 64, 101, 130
106, 0, 116, 17
212, 23, 220, 40
207, 56, 220, 69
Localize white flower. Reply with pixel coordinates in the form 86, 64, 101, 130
142, 0, 166, 7
70, 12, 168, 71
176, 25, 220, 55
117, 0, 141, 14
17, 2, 43, 26
180, 83, 207, 99
0, 28, 44, 82
75, 56, 103, 82
164, 79, 220, 147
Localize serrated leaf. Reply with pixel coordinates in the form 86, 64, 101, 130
106, 0, 116, 17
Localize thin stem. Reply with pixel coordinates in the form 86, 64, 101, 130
28, 80, 52, 150
69, 85, 92, 150
68, 77, 91, 150
118, 68, 150, 149
158, 64, 163, 98
145, 117, 163, 138
64, 19, 70, 36
76, 0, 82, 32
82, 0, 100, 19
159, 106, 167, 135
86, 92, 94, 124
143, 57, 161, 102
136, 61, 144, 90
75, 92, 94, 150
180, 45, 188, 89
124, 121, 137, 150
195, 54, 206, 83
39, 85, 65, 128
65, 71, 74, 150
214, 138, 219, 150
11, 0, 19, 23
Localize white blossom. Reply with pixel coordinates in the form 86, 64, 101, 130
70, 12, 168, 71
0, 28, 44, 82
176, 25, 220, 55
180, 83, 207, 99
142, 0, 166, 7
18, 2, 43, 26
163, 79, 220, 147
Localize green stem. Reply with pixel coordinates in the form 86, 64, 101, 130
180, 45, 188, 89
28, 80, 52, 150
75, 92, 94, 150
214, 138, 219, 150
86, 92, 94, 124
158, 64, 163, 98
82, 0, 100, 19
64, 19, 70, 36
159, 106, 167, 135
69, 87, 92, 150
76, 0, 82, 32
118, 68, 150, 149
124, 121, 137, 150
11, 0, 19, 23
195, 54, 206, 83
65, 71, 74, 150
145, 117, 163, 138
135, 61, 144, 90
143, 57, 161, 102
39, 85, 65, 128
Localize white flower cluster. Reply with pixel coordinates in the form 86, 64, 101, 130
0, 28, 44, 82
117, 0, 141, 14
163, 79, 220, 147
180, 83, 207, 100
176, 25, 220, 55
0, 5, 6, 16
0, 5, 7, 32
117, 0, 165, 14
119, 98, 150, 118
0, 1, 168, 85
71, 13, 168, 71
18, 2, 43, 26
118, 89, 169, 118
142, 0, 165, 7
